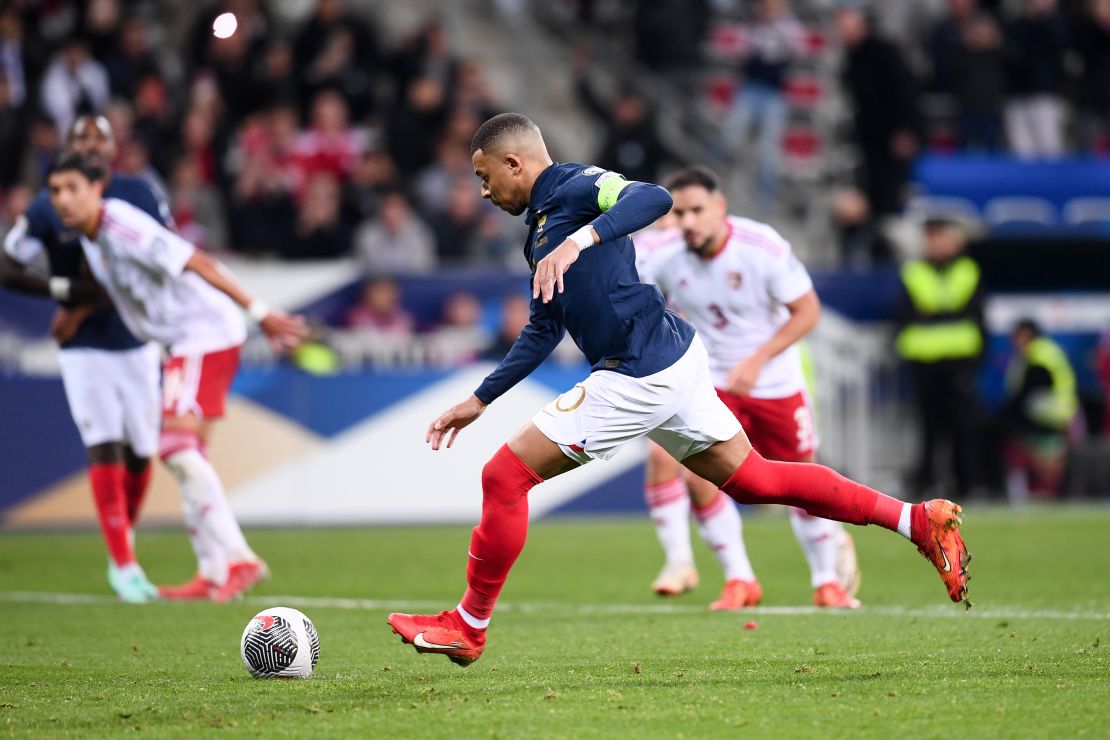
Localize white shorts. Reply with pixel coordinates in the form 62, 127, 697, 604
57, 343, 162, 457
533, 335, 742, 465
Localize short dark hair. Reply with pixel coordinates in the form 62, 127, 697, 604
470, 112, 538, 155
47, 152, 106, 183
1014, 318, 1041, 338
665, 166, 721, 194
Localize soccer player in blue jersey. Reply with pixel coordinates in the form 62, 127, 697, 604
388, 114, 971, 666
2, 116, 167, 602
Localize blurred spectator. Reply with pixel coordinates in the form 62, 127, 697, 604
205, 20, 262, 123
118, 138, 169, 206
430, 179, 488, 264
132, 75, 176, 176
291, 90, 367, 192
427, 291, 489, 364
294, 0, 378, 119
102, 17, 161, 100
0, 7, 42, 111
343, 148, 399, 224
632, 0, 708, 76
170, 153, 228, 252
895, 217, 987, 498
953, 13, 1007, 151
345, 276, 414, 334
453, 60, 500, 122
1074, 0, 1110, 152
0, 183, 32, 234
286, 172, 352, 260
927, 0, 980, 95
387, 76, 448, 173
391, 19, 457, 99
0, 75, 25, 188
355, 190, 437, 273
830, 186, 895, 268
481, 293, 530, 361
23, 114, 60, 186
188, 0, 270, 79
1003, 319, 1079, 500
40, 37, 110, 136
721, 0, 805, 212
229, 122, 298, 254
255, 40, 299, 110
1004, 0, 1069, 157
574, 50, 665, 184
414, 138, 474, 217
836, 6, 921, 221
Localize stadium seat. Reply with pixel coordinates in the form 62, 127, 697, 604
1063, 197, 1110, 228
983, 197, 1057, 232
784, 75, 824, 108
905, 195, 981, 223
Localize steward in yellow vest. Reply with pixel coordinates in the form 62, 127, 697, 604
895, 217, 986, 497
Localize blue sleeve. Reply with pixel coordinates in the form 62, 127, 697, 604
127, 182, 171, 227
23, 196, 54, 240
474, 298, 566, 405
589, 181, 672, 244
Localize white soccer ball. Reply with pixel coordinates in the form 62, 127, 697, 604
240, 606, 320, 679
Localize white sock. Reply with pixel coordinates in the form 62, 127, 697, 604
897, 502, 913, 540
116, 562, 144, 580
182, 496, 228, 585
165, 448, 256, 577
693, 492, 756, 582
456, 603, 489, 630
790, 508, 841, 588
645, 477, 694, 566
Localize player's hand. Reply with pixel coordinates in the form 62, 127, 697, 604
533, 239, 583, 304
49, 305, 92, 344
726, 353, 767, 396
427, 395, 487, 451
260, 311, 310, 353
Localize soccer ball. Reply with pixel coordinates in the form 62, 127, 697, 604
240, 607, 320, 679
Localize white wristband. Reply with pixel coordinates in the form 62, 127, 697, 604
247, 300, 271, 323
568, 226, 595, 251
48, 276, 71, 302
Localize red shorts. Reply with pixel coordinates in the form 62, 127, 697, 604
715, 388, 818, 462
162, 345, 241, 419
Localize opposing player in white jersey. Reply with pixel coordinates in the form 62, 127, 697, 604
46, 153, 308, 602
639, 166, 861, 609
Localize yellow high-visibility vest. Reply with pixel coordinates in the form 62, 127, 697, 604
896, 257, 983, 362
1007, 336, 1079, 431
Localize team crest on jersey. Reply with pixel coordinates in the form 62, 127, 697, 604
678, 278, 688, 289
727, 271, 743, 289
535, 213, 546, 233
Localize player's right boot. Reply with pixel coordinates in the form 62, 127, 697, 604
159, 573, 217, 601
651, 562, 699, 596
109, 563, 161, 603
209, 560, 270, 603
913, 499, 972, 605
813, 581, 861, 609
709, 578, 762, 610
388, 610, 486, 667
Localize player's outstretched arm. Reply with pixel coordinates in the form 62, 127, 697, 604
427, 395, 488, 451
183, 250, 309, 352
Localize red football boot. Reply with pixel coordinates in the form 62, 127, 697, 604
388, 610, 486, 667
709, 579, 763, 611
209, 560, 269, 603
813, 581, 861, 609
913, 499, 972, 605
159, 573, 216, 601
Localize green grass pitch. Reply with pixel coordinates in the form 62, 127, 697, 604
1, 506, 1108, 737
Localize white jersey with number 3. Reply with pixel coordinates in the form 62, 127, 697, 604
642, 215, 813, 399
80, 198, 246, 356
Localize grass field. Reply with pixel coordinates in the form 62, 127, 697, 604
2, 506, 1108, 737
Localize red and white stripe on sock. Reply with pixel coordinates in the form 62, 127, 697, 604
693, 491, 756, 582
645, 476, 694, 566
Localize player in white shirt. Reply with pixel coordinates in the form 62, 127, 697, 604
46, 153, 308, 602
639, 167, 861, 609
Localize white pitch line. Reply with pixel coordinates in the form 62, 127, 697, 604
1, 591, 1108, 621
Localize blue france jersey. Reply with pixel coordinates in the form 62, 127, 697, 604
475, 163, 694, 404
20, 175, 170, 351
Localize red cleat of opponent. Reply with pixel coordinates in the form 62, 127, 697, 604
209, 560, 269, 603
159, 573, 215, 601
709, 578, 762, 611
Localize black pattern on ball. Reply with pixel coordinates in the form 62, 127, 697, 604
242, 615, 299, 677
303, 618, 320, 669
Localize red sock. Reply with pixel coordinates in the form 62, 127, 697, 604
458, 445, 543, 624
721, 450, 906, 532
124, 463, 152, 526
89, 463, 135, 566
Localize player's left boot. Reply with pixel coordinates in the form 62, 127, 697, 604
913, 499, 972, 605
813, 581, 861, 609
109, 563, 161, 603
209, 560, 270, 603
388, 610, 486, 667
709, 578, 763, 611
159, 573, 217, 601
835, 528, 861, 597
651, 561, 699, 597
